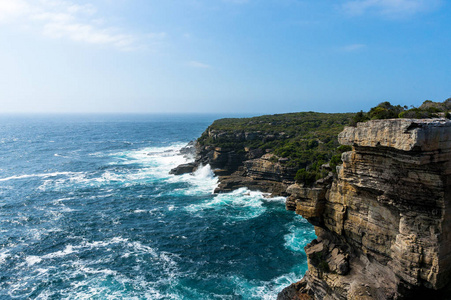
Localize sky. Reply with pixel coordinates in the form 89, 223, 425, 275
0, 0, 450, 114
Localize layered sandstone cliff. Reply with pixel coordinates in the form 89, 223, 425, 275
280, 119, 451, 299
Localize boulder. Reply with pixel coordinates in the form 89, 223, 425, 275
169, 163, 196, 175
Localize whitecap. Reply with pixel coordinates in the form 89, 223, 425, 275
0, 251, 9, 265
226, 265, 308, 300
41, 245, 76, 259
185, 187, 268, 220
0, 171, 82, 182
284, 216, 315, 252
81, 236, 129, 249
26, 256, 42, 266
39, 143, 193, 191
166, 164, 219, 196
32, 143, 218, 194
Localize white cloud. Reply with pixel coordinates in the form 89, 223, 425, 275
187, 61, 211, 69
0, 0, 151, 50
341, 43, 366, 52
0, 0, 30, 21
342, 0, 441, 17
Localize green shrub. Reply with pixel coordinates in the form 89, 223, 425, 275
295, 168, 317, 185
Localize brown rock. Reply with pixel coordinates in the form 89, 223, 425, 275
284, 119, 451, 299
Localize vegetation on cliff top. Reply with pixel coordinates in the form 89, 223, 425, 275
198, 112, 354, 185
350, 98, 451, 126
196, 98, 451, 185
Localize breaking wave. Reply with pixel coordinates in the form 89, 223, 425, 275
0, 116, 314, 299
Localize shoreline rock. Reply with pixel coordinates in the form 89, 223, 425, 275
169, 163, 196, 175
171, 138, 296, 196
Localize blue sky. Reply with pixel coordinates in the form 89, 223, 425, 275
0, 0, 450, 114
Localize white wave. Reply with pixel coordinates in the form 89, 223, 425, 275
53, 197, 76, 202
109, 146, 218, 195
47, 241, 182, 299
166, 164, 219, 196
27, 143, 220, 198
80, 236, 129, 250
26, 255, 42, 266
185, 187, 268, 220
20, 237, 130, 269
0, 171, 82, 182
41, 245, 76, 259
284, 216, 315, 252
74, 263, 118, 276
0, 251, 9, 265
8, 238, 181, 299
35, 289, 53, 300
37, 143, 200, 191
263, 195, 287, 203
227, 264, 307, 300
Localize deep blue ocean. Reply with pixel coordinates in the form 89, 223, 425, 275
0, 114, 315, 299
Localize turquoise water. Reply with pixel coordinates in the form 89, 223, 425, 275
0, 114, 315, 299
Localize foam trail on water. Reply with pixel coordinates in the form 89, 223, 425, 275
36, 143, 196, 191
32, 143, 220, 196
0, 171, 82, 182
284, 215, 316, 252
224, 264, 308, 300
185, 187, 281, 220
167, 164, 219, 195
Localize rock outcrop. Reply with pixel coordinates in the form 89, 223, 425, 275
170, 131, 296, 196
280, 119, 451, 299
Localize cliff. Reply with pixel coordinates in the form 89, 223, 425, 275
280, 119, 451, 299
172, 136, 297, 196
170, 112, 353, 196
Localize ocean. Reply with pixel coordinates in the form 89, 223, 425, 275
0, 114, 315, 299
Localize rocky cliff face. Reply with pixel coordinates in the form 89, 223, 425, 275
171, 129, 296, 196
280, 119, 451, 299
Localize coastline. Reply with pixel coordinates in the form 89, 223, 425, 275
173, 117, 451, 299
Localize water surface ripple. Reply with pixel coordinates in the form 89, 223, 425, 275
0, 114, 315, 299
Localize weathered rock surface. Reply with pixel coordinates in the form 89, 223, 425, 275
171, 131, 296, 195
280, 119, 451, 299
169, 163, 196, 175
244, 153, 298, 182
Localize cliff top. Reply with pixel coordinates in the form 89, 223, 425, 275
339, 118, 451, 151
197, 112, 355, 183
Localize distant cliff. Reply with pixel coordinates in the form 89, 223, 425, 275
171, 112, 353, 195
279, 119, 451, 299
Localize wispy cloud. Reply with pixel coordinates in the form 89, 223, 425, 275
341, 43, 366, 52
187, 61, 212, 69
341, 0, 441, 18
0, 0, 29, 21
0, 0, 160, 51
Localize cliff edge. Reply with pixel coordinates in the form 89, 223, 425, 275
170, 112, 353, 196
280, 119, 451, 299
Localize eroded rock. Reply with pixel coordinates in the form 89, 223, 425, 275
169, 163, 196, 175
